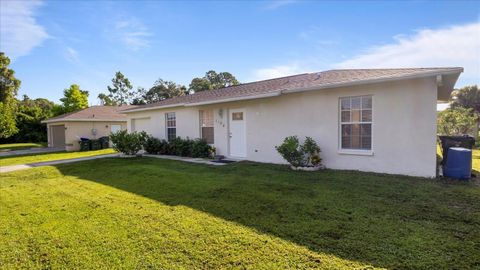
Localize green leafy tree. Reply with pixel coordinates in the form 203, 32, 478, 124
143, 79, 187, 103
99, 71, 134, 105
132, 87, 147, 105
189, 77, 212, 92
450, 85, 480, 138
189, 70, 239, 93
438, 107, 477, 136
0, 52, 21, 138
451, 85, 480, 112
13, 95, 56, 142
60, 84, 89, 113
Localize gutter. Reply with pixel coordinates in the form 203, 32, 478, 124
41, 119, 127, 124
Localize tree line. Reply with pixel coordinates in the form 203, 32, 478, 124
97, 70, 239, 106
0, 52, 240, 143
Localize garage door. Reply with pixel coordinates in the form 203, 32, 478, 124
51, 125, 66, 148
131, 118, 151, 134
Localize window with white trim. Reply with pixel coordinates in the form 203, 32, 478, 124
340, 96, 372, 150
199, 110, 214, 144
165, 112, 176, 141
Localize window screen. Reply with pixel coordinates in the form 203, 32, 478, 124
199, 110, 214, 144
340, 96, 372, 150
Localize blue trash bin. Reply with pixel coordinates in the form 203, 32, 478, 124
443, 147, 472, 180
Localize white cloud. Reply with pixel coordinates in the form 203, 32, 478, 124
336, 22, 480, 84
265, 0, 298, 10
0, 0, 48, 59
115, 18, 152, 51
65, 47, 79, 63
252, 63, 312, 81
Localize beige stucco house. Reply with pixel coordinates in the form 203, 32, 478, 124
122, 68, 463, 177
42, 105, 134, 151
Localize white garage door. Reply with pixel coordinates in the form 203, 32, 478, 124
131, 118, 151, 134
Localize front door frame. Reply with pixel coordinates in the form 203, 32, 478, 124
228, 108, 247, 158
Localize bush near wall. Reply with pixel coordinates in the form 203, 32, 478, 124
110, 130, 147, 155
143, 135, 213, 158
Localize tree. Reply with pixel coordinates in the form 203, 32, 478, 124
98, 71, 134, 105
0, 52, 21, 138
12, 95, 57, 142
451, 85, 480, 113
450, 85, 480, 138
133, 79, 187, 104
131, 87, 147, 105
437, 107, 477, 136
189, 70, 239, 93
60, 84, 89, 113
145, 79, 187, 102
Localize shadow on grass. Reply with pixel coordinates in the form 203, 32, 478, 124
54, 157, 479, 269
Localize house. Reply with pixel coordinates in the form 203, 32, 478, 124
42, 105, 135, 151
122, 68, 463, 177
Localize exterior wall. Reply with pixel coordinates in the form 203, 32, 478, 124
126, 77, 438, 177
47, 121, 127, 151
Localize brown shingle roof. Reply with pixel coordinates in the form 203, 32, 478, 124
42, 105, 136, 123
123, 68, 462, 113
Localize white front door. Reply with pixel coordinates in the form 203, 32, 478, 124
229, 109, 246, 158
111, 124, 121, 134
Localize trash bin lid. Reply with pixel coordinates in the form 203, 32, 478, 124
449, 147, 471, 152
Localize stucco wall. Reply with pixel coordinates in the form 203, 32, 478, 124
47, 121, 127, 151
126, 77, 438, 177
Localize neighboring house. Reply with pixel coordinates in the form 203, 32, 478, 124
42, 105, 135, 151
122, 68, 463, 177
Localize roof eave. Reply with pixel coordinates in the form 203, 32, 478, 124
42, 119, 127, 124
121, 103, 187, 113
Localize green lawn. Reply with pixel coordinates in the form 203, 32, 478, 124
1, 158, 478, 269
0, 142, 46, 152
0, 148, 116, 166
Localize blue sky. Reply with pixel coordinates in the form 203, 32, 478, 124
1, 0, 479, 105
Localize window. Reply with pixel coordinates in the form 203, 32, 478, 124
165, 112, 176, 141
110, 124, 121, 134
232, 112, 243, 121
340, 96, 372, 150
199, 110, 214, 144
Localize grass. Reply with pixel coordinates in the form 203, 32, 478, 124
0, 142, 46, 152
1, 158, 479, 269
0, 148, 116, 166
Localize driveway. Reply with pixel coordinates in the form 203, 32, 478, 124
0, 147, 64, 157
0, 153, 119, 173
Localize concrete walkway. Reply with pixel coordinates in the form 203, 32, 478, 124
0, 147, 64, 157
0, 153, 120, 173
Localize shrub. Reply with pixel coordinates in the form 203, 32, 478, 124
192, 139, 213, 158
143, 136, 163, 154
110, 130, 146, 155
144, 136, 214, 158
302, 136, 321, 166
275, 136, 322, 167
167, 137, 194, 157
275, 136, 305, 167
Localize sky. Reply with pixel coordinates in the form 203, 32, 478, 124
1, 0, 479, 105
